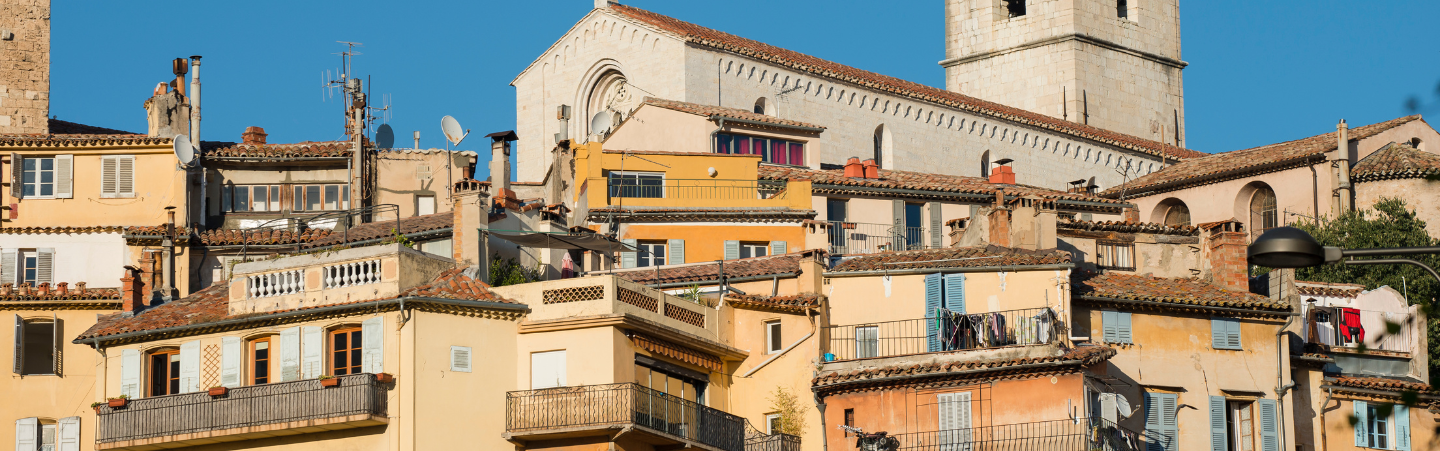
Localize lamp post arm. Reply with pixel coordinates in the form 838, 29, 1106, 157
1341, 246, 1440, 258
1341, 258, 1440, 286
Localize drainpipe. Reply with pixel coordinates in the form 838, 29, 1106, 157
189, 56, 204, 228
815, 395, 829, 451
708, 116, 726, 154
1274, 269, 1297, 451
1319, 387, 1333, 451
1334, 120, 1353, 215
161, 208, 177, 302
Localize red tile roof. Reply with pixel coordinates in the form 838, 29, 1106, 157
830, 245, 1071, 272
812, 344, 1115, 389
586, 206, 816, 220
196, 228, 335, 246
1, 226, 127, 234
206, 141, 351, 159
1330, 376, 1435, 395
1295, 281, 1366, 298
606, 5, 1201, 162
399, 268, 514, 301
1103, 116, 1423, 197
726, 292, 824, 313
0, 282, 120, 302
641, 97, 824, 130
0, 134, 172, 147
47, 118, 138, 135
1072, 271, 1290, 312
303, 211, 454, 248
1351, 142, 1440, 182
1057, 219, 1199, 236
609, 249, 822, 285
758, 165, 1125, 206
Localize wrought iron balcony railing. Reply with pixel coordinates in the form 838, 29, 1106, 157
506, 382, 744, 451
826, 308, 1060, 361
600, 177, 792, 201
848, 418, 1152, 451
826, 221, 931, 255
746, 432, 801, 451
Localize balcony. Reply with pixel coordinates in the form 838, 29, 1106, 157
96, 374, 387, 450
493, 275, 720, 341
505, 383, 744, 451
825, 308, 1059, 361
1308, 308, 1416, 355
849, 418, 1151, 451
826, 221, 932, 255
589, 177, 810, 210
746, 432, 801, 451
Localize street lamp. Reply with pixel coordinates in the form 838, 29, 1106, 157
1247, 226, 1440, 283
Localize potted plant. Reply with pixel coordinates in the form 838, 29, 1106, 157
374, 373, 394, 384
207, 386, 229, 397
106, 395, 129, 408
318, 375, 340, 387
90, 401, 104, 413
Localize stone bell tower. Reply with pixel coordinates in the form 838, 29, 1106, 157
0, 0, 50, 134
942, 0, 1186, 147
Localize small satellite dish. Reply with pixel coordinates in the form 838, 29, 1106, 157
589, 111, 613, 136
376, 124, 395, 149
172, 134, 195, 166
1116, 394, 1133, 419
441, 115, 466, 145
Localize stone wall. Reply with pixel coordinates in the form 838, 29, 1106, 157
0, 0, 49, 134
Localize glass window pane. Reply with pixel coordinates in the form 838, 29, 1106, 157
253, 187, 268, 212
736, 136, 750, 155
40, 159, 52, 170
236, 187, 249, 211
39, 184, 51, 196
324, 186, 339, 210
342, 186, 350, 210
306, 186, 321, 211
293, 186, 304, 211
716, 134, 731, 154
222, 186, 232, 212
771, 139, 788, 165
39, 172, 52, 184
22, 171, 34, 183
790, 143, 805, 166
23, 159, 35, 170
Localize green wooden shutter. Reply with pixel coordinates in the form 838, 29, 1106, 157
925, 273, 943, 352
1118, 312, 1133, 344
621, 239, 638, 268
724, 240, 740, 261
1258, 399, 1278, 451
668, 239, 685, 265
1210, 396, 1228, 451
943, 273, 966, 313
770, 241, 787, 256
1103, 310, 1118, 343
1396, 404, 1410, 451
1354, 400, 1368, 447
892, 200, 905, 250
929, 202, 943, 248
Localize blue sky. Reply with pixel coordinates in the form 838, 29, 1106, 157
52, 1, 1440, 180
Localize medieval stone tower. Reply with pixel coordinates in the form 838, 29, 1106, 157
943, 0, 1185, 146
0, 0, 49, 134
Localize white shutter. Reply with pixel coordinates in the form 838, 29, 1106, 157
279, 327, 301, 382
770, 241, 787, 256
178, 340, 200, 393
531, 350, 566, 389
937, 392, 973, 449
12, 315, 22, 375
667, 239, 685, 265
119, 349, 141, 399
301, 327, 323, 379
56, 416, 79, 451
620, 239, 637, 269
35, 249, 52, 285
1100, 393, 1118, 423
2, 250, 16, 284
361, 317, 383, 374
117, 156, 135, 196
450, 346, 472, 372
15, 417, 37, 451
50, 315, 61, 377
9, 153, 22, 200
929, 202, 943, 248
724, 240, 740, 261
53, 155, 73, 199
220, 337, 242, 388
100, 157, 118, 198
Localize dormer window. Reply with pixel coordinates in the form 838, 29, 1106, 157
715, 133, 805, 166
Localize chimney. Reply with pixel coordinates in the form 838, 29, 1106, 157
987, 190, 1012, 247
1122, 207, 1140, 223
121, 265, 146, 315
145, 60, 191, 138
171, 58, 189, 97
862, 159, 879, 179
242, 126, 268, 145
487, 130, 519, 193
55, 282, 68, 296
843, 157, 864, 178
452, 180, 492, 279
1203, 220, 1249, 291
1335, 119, 1354, 215
989, 159, 1016, 184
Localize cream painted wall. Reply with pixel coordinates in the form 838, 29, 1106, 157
727, 306, 823, 449
1356, 177, 1440, 238
1, 306, 117, 451
411, 310, 519, 451
515, 327, 625, 390
0, 232, 126, 287
603, 104, 824, 169
825, 270, 1069, 331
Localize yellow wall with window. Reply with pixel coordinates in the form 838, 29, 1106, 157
620, 224, 805, 265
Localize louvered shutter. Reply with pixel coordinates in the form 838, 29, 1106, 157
1396, 404, 1411, 451
943, 273, 966, 313
100, 157, 118, 198
723, 240, 740, 261
12, 314, 22, 375
10, 153, 22, 200
361, 317, 383, 374
451, 346, 472, 372
925, 273, 942, 352
667, 239, 685, 265
280, 327, 301, 382
1100, 393, 1118, 423
2, 249, 16, 284
937, 392, 972, 447
1209, 396, 1228, 451
16, 417, 37, 451
1160, 395, 1178, 451
1103, 310, 1119, 343
1118, 312, 1133, 344
1212, 318, 1227, 349
117, 156, 135, 196
891, 200, 905, 250
53, 155, 73, 199
51, 315, 61, 376
1258, 399, 1278, 451
770, 241, 787, 256
1145, 393, 1164, 451
179, 340, 200, 393
621, 239, 638, 268
929, 202, 943, 248
1353, 400, 1368, 447
301, 326, 322, 379
1227, 319, 1242, 349
119, 349, 141, 399
35, 248, 53, 285
57, 416, 79, 451
220, 337, 242, 388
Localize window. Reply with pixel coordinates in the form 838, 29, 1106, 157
329, 327, 362, 376
1410, 137, 1423, 151
828, 198, 849, 251
1368, 405, 1389, 449
855, 325, 879, 359
13, 317, 58, 376
250, 337, 271, 385
223, 185, 281, 212
714, 133, 805, 166
766, 414, 781, 434
1354, 401, 1411, 450
608, 171, 665, 199
532, 350, 567, 389
844, 408, 855, 429
634, 361, 703, 404
148, 349, 181, 396
1249, 186, 1277, 238
904, 203, 923, 248
924, 273, 967, 352
1005, 0, 1026, 17
765, 320, 783, 354
416, 195, 436, 216
21, 157, 55, 198
754, 97, 767, 115
1212, 317, 1242, 350
99, 155, 135, 198
292, 184, 349, 212
22, 251, 39, 285
1228, 401, 1256, 451
1211, 397, 1280, 451
1101, 310, 1133, 344
740, 242, 769, 259
15, 417, 78, 451
12, 248, 56, 288
1096, 242, 1135, 270
1117, 0, 1129, 19
1161, 201, 1191, 227
937, 392, 973, 447
873, 125, 886, 168
636, 241, 667, 268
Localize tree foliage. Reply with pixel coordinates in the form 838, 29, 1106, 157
489, 253, 542, 287
767, 386, 807, 437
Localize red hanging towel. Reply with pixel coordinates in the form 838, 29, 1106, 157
1339, 308, 1365, 343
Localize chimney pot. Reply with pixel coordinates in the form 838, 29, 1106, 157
988, 165, 1016, 185
56, 282, 68, 296
862, 159, 879, 179
844, 157, 865, 178
36, 282, 50, 296
242, 126, 268, 145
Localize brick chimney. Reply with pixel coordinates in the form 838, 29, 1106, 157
1122, 207, 1140, 223
862, 159, 879, 179
989, 162, 1016, 185
242, 126, 268, 145
121, 265, 146, 315
1203, 220, 1249, 291
843, 157, 864, 178
987, 190, 1012, 247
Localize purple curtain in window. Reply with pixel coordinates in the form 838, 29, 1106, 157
789, 142, 804, 166
716, 135, 731, 154
736, 136, 751, 155
751, 137, 766, 158
770, 139, 788, 165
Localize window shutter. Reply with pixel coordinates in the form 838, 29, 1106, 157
301, 326, 322, 379
936, 392, 972, 446
100, 156, 118, 198
117, 156, 135, 196
11, 153, 23, 200
1100, 393, 1118, 423
1145, 393, 1164, 451
12, 314, 22, 375
35, 248, 53, 285
280, 327, 301, 382
51, 315, 61, 377
1103, 310, 1119, 343
1396, 404, 1411, 451
1227, 319, 1242, 349
1353, 400, 1368, 447
362, 317, 384, 374
57, 416, 79, 451
1118, 312, 1133, 344
943, 273, 966, 313
119, 349, 141, 399
1160, 395, 1178, 451
1, 250, 15, 284
1258, 399, 1278, 451
16, 417, 37, 451
891, 200, 905, 250
179, 340, 200, 393
925, 273, 942, 352
929, 202, 943, 248
1211, 318, 1226, 349
1209, 396, 1228, 451
621, 239, 638, 268
53, 155, 73, 199
724, 240, 740, 261
220, 337, 241, 388
667, 239, 685, 265
450, 346, 472, 372
770, 240, 787, 256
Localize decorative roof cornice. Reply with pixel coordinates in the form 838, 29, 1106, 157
0, 225, 126, 234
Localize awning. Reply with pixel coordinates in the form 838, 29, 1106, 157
489, 231, 635, 253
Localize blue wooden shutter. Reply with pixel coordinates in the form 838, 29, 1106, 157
1227, 319, 1242, 349
724, 240, 740, 261
1118, 312, 1133, 344
1212, 318, 1227, 349
1258, 399, 1278, 451
1209, 396, 1228, 451
1353, 400, 1368, 447
943, 273, 966, 313
621, 239, 638, 268
1161, 395, 1178, 451
925, 273, 942, 352
1145, 393, 1178, 451
1396, 404, 1410, 451
1103, 310, 1119, 343
668, 239, 685, 265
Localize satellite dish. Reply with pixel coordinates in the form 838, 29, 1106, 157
1116, 394, 1133, 419
376, 124, 395, 149
589, 111, 613, 136
441, 115, 466, 145
172, 134, 195, 166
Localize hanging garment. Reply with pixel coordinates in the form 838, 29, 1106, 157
1339, 308, 1365, 343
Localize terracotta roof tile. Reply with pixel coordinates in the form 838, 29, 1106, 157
303, 211, 454, 248
0, 282, 120, 301
757, 165, 1124, 206
398, 268, 517, 302
1103, 116, 1423, 197
726, 292, 824, 313
587, 206, 816, 220
0, 226, 127, 234
1057, 219, 1198, 236
607, 5, 1201, 162
0, 134, 172, 147
1072, 271, 1290, 311
830, 245, 1071, 272
196, 228, 335, 246
1331, 376, 1435, 394
641, 97, 824, 130
206, 141, 352, 159
1351, 142, 1440, 182
47, 118, 138, 135
812, 344, 1115, 388
1295, 281, 1366, 298
609, 250, 822, 285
